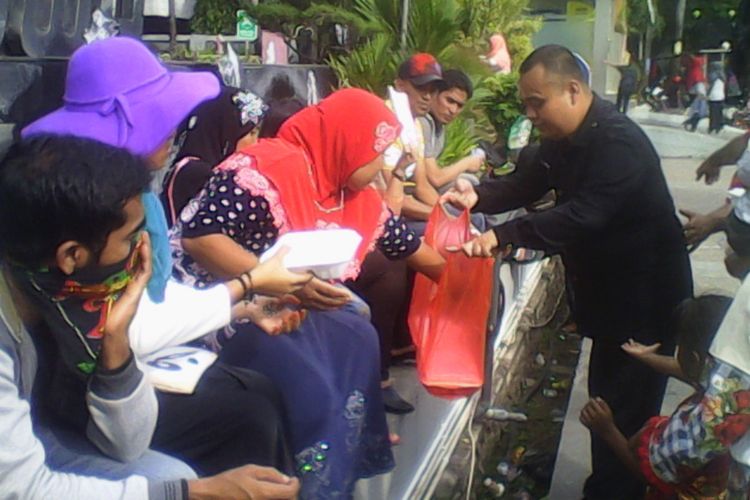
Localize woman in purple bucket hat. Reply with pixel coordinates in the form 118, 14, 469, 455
19, 37, 314, 478
23, 36, 221, 304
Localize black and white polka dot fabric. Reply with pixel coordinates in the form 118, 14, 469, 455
377, 215, 420, 259
182, 170, 280, 253
179, 169, 420, 270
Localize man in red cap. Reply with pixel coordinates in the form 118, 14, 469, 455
384, 53, 444, 226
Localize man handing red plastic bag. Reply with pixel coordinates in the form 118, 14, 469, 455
408, 203, 494, 398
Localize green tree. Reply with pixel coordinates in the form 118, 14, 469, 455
330, 0, 538, 156
627, 0, 666, 36
191, 0, 540, 157
191, 0, 241, 34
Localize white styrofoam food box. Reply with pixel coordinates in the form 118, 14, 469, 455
259, 228, 363, 280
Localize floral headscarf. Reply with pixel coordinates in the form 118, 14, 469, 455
175, 86, 267, 167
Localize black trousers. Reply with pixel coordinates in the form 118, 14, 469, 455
684, 112, 702, 131
152, 362, 293, 476
616, 88, 633, 114
583, 337, 673, 500
709, 101, 724, 133
348, 250, 410, 381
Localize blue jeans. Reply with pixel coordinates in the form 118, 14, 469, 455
38, 425, 196, 481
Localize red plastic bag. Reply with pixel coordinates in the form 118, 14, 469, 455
408, 205, 494, 398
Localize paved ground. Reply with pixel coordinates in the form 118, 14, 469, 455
548, 116, 743, 499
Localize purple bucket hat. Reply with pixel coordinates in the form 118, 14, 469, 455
22, 37, 220, 157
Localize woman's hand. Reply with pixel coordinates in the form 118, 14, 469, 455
294, 278, 352, 310
232, 295, 307, 335
250, 247, 313, 296
406, 241, 445, 283
392, 151, 415, 181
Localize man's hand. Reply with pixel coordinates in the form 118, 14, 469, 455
100, 233, 152, 371
465, 147, 486, 173
294, 278, 352, 310
394, 151, 415, 177
188, 464, 300, 500
250, 247, 313, 296
465, 157, 483, 173
232, 295, 307, 335
620, 339, 661, 361
679, 208, 721, 245
579, 397, 617, 437
695, 158, 723, 185
459, 229, 499, 258
441, 177, 479, 211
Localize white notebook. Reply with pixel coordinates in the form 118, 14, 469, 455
143, 346, 217, 394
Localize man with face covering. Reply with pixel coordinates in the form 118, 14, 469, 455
446, 45, 693, 500
0, 136, 299, 499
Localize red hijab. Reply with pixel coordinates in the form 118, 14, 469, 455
238, 88, 401, 273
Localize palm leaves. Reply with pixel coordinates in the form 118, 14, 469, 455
352, 0, 401, 38
406, 0, 461, 57
331, 0, 480, 95
328, 34, 400, 92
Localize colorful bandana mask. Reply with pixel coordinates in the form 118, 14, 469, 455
10, 240, 141, 377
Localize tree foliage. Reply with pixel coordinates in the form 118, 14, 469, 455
476, 72, 523, 141
329, 0, 538, 145
626, 0, 665, 36
191, 0, 540, 156
191, 0, 241, 34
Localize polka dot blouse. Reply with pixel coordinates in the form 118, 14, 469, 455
178, 170, 419, 274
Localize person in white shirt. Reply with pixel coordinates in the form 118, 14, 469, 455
708, 61, 727, 134
681, 133, 750, 278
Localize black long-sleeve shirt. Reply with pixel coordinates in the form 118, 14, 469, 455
474, 96, 693, 341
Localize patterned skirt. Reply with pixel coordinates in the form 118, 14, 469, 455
217, 307, 394, 499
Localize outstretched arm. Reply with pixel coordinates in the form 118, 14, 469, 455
621, 339, 684, 380
680, 201, 732, 246
696, 134, 750, 185
423, 155, 482, 190
405, 242, 445, 282
580, 398, 645, 481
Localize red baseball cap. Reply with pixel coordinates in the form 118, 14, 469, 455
397, 53, 443, 86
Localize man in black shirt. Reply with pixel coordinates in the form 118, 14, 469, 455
446, 45, 693, 499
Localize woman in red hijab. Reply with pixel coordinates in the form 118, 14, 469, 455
169, 88, 444, 498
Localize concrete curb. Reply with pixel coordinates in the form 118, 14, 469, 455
628, 105, 745, 140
